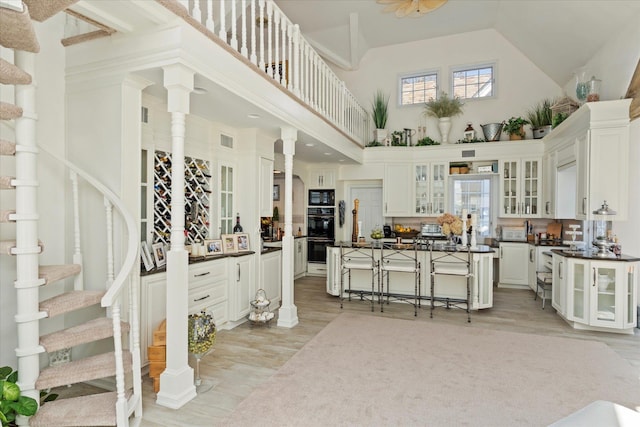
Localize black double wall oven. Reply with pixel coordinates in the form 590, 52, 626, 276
307, 189, 335, 264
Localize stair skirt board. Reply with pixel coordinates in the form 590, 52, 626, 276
39, 263, 81, 285
36, 351, 133, 390
23, 0, 80, 22
0, 138, 17, 155
0, 2, 40, 52
40, 290, 105, 318
40, 318, 130, 353
29, 390, 126, 427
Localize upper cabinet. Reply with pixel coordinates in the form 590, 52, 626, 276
414, 162, 448, 216
309, 168, 335, 189
383, 163, 412, 216
499, 157, 542, 218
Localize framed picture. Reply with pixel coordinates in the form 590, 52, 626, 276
204, 239, 223, 256
236, 233, 250, 252
152, 242, 167, 267
221, 234, 238, 254
140, 241, 154, 271
273, 184, 280, 201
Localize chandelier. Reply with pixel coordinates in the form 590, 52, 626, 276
377, 0, 448, 18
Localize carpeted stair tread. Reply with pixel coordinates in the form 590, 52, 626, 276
24, 0, 80, 22
40, 318, 130, 353
0, 101, 23, 120
36, 351, 133, 390
0, 58, 31, 85
0, 210, 15, 223
0, 139, 17, 155
29, 391, 120, 427
40, 290, 105, 318
39, 264, 81, 285
0, 2, 40, 52
0, 175, 15, 189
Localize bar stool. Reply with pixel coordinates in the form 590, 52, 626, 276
535, 271, 553, 309
380, 241, 420, 316
340, 243, 379, 311
429, 246, 472, 322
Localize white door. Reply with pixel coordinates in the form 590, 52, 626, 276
350, 186, 383, 240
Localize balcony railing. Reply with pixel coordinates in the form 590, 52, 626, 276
172, 0, 371, 146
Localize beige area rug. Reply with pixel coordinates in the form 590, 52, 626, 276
222, 313, 640, 426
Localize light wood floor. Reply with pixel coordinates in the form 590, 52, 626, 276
135, 275, 639, 426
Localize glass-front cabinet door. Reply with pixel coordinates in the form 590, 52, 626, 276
414, 164, 430, 215
500, 160, 519, 216
589, 262, 623, 328
624, 263, 637, 329
430, 163, 447, 215
568, 259, 589, 323
522, 158, 541, 217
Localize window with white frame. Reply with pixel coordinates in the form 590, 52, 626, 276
451, 64, 495, 100
399, 71, 438, 106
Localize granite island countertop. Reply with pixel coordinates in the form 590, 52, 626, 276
550, 249, 640, 262
333, 241, 495, 254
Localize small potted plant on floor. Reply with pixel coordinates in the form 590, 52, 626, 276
503, 116, 529, 140
423, 92, 464, 144
371, 90, 389, 144
526, 98, 553, 139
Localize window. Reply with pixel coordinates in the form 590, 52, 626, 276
220, 164, 234, 234
399, 71, 438, 106
449, 176, 495, 237
452, 64, 495, 100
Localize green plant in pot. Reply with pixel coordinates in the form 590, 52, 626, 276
526, 98, 553, 139
1, 366, 38, 426
423, 92, 464, 144
371, 90, 389, 143
503, 116, 529, 140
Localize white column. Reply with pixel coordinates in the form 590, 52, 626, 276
277, 127, 298, 328
156, 64, 197, 409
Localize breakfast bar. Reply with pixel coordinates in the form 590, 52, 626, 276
326, 242, 495, 312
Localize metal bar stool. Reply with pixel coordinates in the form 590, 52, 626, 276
340, 242, 379, 311
380, 241, 420, 316
430, 246, 473, 322
535, 271, 553, 309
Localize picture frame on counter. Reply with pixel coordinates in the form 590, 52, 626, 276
204, 239, 223, 256
222, 234, 238, 254
236, 233, 250, 252
151, 242, 166, 267
273, 184, 280, 201
141, 241, 154, 271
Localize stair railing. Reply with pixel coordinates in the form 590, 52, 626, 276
39, 145, 142, 425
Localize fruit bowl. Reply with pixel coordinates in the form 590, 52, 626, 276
394, 230, 420, 239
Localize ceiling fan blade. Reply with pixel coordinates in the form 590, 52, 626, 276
377, 0, 402, 4
418, 0, 447, 13
395, 1, 418, 18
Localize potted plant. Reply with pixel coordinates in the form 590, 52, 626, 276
503, 116, 529, 140
1, 366, 38, 426
526, 99, 553, 139
423, 92, 464, 144
371, 90, 389, 143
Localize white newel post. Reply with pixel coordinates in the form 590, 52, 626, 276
277, 128, 299, 328
156, 64, 197, 409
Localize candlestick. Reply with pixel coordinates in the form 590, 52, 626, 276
462, 209, 468, 218
461, 219, 468, 246
470, 227, 478, 249
471, 213, 477, 226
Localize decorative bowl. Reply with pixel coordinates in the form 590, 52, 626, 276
394, 230, 420, 239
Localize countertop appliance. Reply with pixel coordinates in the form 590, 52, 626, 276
308, 189, 335, 207
421, 223, 443, 238
501, 226, 526, 242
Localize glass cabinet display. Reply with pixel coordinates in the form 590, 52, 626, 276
499, 158, 541, 218
153, 150, 211, 245
414, 163, 447, 216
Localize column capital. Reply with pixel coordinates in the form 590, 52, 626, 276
163, 64, 195, 114
280, 127, 297, 155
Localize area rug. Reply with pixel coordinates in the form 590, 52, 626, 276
221, 313, 640, 426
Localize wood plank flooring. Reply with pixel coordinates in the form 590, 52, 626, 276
54, 275, 640, 426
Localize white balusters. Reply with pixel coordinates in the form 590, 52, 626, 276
192, 0, 202, 23
293, 24, 300, 96
258, 0, 265, 69
287, 23, 293, 90
230, 0, 238, 51
206, 0, 215, 31
111, 303, 128, 426
250, 0, 257, 64
178, 0, 189, 12
104, 197, 114, 288
70, 170, 84, 291
266, 0, 272, 77
240, 0, 248, 57
274, 10, 280, 82
219, 0, 227, 43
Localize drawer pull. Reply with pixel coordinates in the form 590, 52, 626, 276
194, 271, 211, 277
193, 294, 210, 302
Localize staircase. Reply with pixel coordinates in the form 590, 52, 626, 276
1, 1, 142, 426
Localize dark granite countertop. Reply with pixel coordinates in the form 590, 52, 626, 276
141, 251, 256, 276
334, 241, 494, 254
550, 249, 640, 262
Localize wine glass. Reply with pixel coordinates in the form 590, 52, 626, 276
188, 310, 216, 393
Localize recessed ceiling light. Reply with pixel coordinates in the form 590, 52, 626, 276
193, 87, 207, 95
339, 159, 345, 162
248, 113, 260, 119
305, 143, 315, 147
324, 152, 332, 156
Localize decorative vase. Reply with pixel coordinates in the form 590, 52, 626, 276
374, 128, 388, 144
438, 117, 452, 144
509, 125, 524, 140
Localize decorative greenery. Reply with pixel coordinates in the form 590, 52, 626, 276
371, 90, 389, 129
526, 98, 553, 128
423, 92, 464, 118
416, 136, 440, 146
552, 112, 568, 128
390, 130, 406, 146
457, 137, 486, 144
365, 140, 383, 147
503, 116, 529, 138
272, 206, 279, 222
1, 366, 38, 426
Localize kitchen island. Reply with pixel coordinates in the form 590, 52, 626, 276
326, 242, 495, 310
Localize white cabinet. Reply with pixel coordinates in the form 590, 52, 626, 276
259, 157, 273, 217
498, 242, 530, 287
228, 254, 255, 322
551, 253, 567, 315
260, 250, 282, 306
499, 158, 542, 218
562, 257, 637, 332
294, 238, 307, 278
527, 244, 537, 291
140, 272, 167, 366
326, 246, 341, 296
309, 168, 335, 189
413, 162, 447, 216
383, 163, 412, 216
542, 152, 556, 218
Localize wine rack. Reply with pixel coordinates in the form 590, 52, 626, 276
153, 150, 211, 245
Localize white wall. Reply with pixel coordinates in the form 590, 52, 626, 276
333, 29, 562, 144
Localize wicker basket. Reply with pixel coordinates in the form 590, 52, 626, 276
551, 96, 579, 119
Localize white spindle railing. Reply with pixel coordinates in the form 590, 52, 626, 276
185, 0, 371, 145
70, 170, 84, 291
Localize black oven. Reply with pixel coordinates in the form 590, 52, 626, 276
307, 207, 335, 264
308, 189, 335, 207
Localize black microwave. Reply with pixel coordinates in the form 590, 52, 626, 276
308, 189, 335, 206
